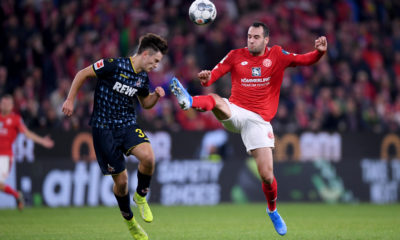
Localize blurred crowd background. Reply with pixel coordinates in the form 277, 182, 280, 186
1, 0, 400, 133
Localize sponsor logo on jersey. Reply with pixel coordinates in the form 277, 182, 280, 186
240, 77, 271, 87
94, 59, 104, 70
241, 61, 248, 65
113, 82, 138, 96
241, 77, 271, 83
263, 58, 272, 67
252, 67, 261, 77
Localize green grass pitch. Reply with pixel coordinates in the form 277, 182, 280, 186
0, 203, 399, 240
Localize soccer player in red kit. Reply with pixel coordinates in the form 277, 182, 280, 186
0, 94, 54, 210
170, 22, 327, 236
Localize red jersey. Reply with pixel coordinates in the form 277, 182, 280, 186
204, 46, 324, 122
0, 113, 26, 156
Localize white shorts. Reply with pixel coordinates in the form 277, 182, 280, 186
0, 155, 11, 183
220, 99, 275, 153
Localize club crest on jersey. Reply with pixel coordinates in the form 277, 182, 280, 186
94, 59, 104, 70
134, 79, 143, 87
263, 59, 272, 67
252, 67, 261, 77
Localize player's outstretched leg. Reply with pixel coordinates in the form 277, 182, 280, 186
125, 217, 149, 240
267, 208, 287, 236
16, 191, 25, 211
169, 77, 192, 110
133, 192, 153, 223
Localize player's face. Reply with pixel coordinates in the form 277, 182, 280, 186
247, 26, 269, 56
142, 50, 163, 72
0, 97, 13, 115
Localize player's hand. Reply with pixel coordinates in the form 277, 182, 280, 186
154, 86, 165, 97
62, 99, 74, 117
41, 135, 54, 149
315, 36, 327, 52
198, 70, 211, 85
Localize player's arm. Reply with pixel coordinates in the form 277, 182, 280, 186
16, 118, 54, 148
198, 51, 233, 87
287, 36, 327, 67
137, 87, 165, 109
23, 129, 54, 148
62, 66, 96, 116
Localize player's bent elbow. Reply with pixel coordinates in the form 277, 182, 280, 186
141, 102, 155, 110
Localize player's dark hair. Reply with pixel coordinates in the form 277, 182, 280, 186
251, 22, 269, 37
1, 94, 13, 100
137, 33, 168, 55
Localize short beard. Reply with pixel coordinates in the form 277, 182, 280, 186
249, 49, 262, 55
248, 46, 264, 56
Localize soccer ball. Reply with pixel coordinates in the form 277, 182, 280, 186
189, 0, 217, 25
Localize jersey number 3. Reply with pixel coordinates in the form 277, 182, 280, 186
136, 128, 145, 138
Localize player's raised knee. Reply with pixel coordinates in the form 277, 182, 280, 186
209, 93, 224, 107
208, 93, 220, 101
139, 152, 155, 170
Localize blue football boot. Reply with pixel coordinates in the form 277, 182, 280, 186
267, 208, 287, 236
169, 77, 192, 110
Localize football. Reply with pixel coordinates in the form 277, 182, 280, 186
189, 0, 217, 25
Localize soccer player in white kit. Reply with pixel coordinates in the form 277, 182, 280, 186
170, 22, 327, 236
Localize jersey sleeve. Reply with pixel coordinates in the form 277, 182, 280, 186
92, 58, 116, 78
16, 115, 27, 133
277, 46, 325, 68
203, 50, 234, 87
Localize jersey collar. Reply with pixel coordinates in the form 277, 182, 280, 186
129, 56, 138, 74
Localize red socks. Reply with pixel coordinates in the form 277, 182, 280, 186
192, 95, 216, 111
262, 177, 277, 212
4, 185, 19, 199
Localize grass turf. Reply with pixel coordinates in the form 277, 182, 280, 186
0, 203, 399, 240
